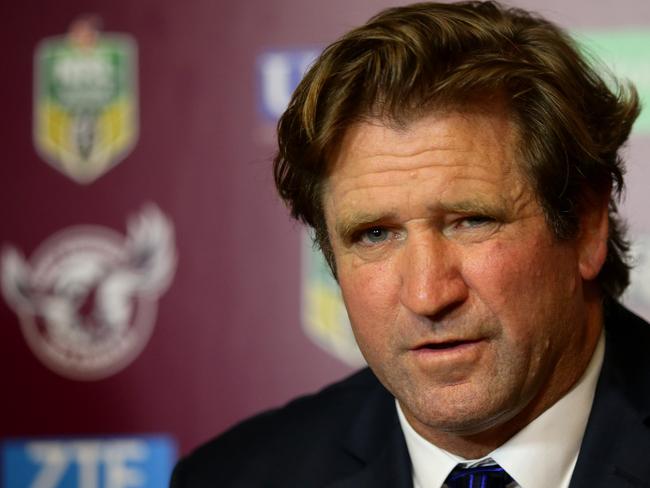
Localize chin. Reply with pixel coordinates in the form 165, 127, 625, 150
403, 389, 526, 438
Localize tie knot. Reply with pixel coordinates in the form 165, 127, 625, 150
445, 463, 514, 488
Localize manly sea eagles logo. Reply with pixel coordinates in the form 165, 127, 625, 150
0, 205, 176, 380
33, 16, 138, 184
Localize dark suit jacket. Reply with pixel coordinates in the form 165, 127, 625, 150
171, 302, 650, 487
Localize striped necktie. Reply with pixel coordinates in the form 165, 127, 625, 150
444, 464, 514, 488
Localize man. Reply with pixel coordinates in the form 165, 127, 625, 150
172, 2, 649, 487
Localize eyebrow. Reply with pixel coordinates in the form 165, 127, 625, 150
333, 198, 508, 242
439, 199, 508, 219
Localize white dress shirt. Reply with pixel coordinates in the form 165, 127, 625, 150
397, 332, 605, 488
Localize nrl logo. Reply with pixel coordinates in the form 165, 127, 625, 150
301, 231, 365, 367
1, 205, 176, 380
33, 16, 138, 184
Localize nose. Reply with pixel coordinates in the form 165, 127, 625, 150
398, 233, 468, 318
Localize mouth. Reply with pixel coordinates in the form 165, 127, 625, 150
413, 338, 484, 352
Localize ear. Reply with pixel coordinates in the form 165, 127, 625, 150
577, 190, 609, 281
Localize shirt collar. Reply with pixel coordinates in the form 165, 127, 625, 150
396, 331, 605, 488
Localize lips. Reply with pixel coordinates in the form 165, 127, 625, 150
419, 341, 467, 350
413, 338, 483, 351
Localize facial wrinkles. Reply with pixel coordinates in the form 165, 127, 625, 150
329, 108, 529, 324
328, 135, 527, 225
328, 164, 536, 256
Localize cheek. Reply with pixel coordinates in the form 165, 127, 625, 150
461, 239, 579, 331
340, 264, 395, 311
338, 260, 399, 337
460, 241, 530, 313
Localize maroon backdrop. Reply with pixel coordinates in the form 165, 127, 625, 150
2, 0, 649, 466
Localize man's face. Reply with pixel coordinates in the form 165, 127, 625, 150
322, 102, 604, 451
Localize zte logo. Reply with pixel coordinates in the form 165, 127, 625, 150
26, 441, 145, 488
258, 49, 319, 120
2, 437, 175, 488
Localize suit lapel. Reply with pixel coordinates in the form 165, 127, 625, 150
327, 426, 412, 488
569, 303, 650, 488
326, 381, 413, 488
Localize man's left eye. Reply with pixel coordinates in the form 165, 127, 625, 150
457, 216, 494, 228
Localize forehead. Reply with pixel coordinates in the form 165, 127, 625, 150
325, 100, 524, 197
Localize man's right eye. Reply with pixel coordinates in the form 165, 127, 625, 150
359, 227, 390, 245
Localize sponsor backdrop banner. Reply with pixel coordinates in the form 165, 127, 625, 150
1, 0, 649, 486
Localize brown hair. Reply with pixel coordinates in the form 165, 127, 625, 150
273, 1, 640, 297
